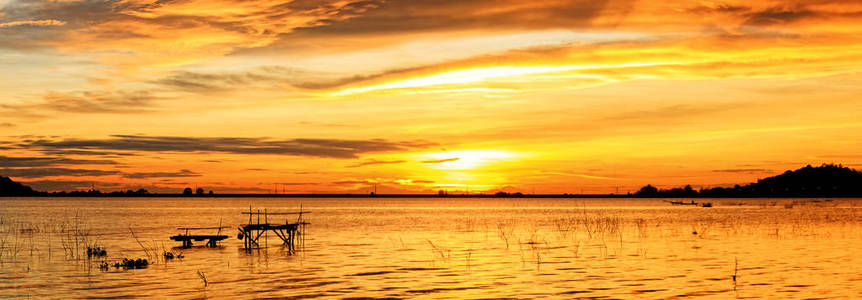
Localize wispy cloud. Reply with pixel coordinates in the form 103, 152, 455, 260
0, 0, 383, 65
154, 70, 290, 92
0, 19, 66, 28
743, 7, 818, 26
347, 159, 406, 168
536, 170, 620, 180
0, 167, 119, 178
38, 150, 137, 156
0, 155, 116, 167
332, 177, 434, 186
0, 90, 160, 116
122, 169, 201, 179
422, 158, 460, 164
256, 0, 629, 51
276, 182, 320, 186
40, 90, 158, 113
603, 103, 746, 123
712, 169, 771, 173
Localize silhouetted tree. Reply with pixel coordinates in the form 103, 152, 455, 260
195, 187, 204, 195
183, 187, 193, 195
636, 184, 658, 196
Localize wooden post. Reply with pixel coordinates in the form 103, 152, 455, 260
264, 208, 268, 247
289, 230, 293, 252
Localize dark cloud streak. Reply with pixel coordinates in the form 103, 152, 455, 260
25, 135, 436, 158
288, 0, 621, 35
0, 167, 120, 178
122, 169, 201, 179
40, 90, 157, 113
744, 7, 817, 26
0, 155, 117, 167
0, 90, 160, 117
347, 159, 406, 168
154, 71, 282, 92
422, 158, 460, 164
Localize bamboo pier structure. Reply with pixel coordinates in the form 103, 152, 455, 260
237, 207, 309, 252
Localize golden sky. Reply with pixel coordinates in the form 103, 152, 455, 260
1, 0, 861, 193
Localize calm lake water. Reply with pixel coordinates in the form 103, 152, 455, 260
1, 197, 861, 299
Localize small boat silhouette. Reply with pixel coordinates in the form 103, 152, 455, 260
668, 200, 698, 206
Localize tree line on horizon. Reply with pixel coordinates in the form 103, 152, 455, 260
634, 164, 862, 197
0, 178, 213, 197
1, 164, 861, 197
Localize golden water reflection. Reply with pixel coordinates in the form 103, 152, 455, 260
1, 197, 861, 298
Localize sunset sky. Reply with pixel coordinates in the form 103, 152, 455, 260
1, 0, 861, 194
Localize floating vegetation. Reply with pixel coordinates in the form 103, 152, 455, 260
97, 258, 150, 270
163, 251, 183, 260
87, 246, 107, 258
112, 258, 149, 269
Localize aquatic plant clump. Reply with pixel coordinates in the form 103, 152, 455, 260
87, 246, 107, 258
112, 258, 149, 269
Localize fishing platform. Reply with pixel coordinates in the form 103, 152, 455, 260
170, 226, 229, 248
238, 207, 309, 252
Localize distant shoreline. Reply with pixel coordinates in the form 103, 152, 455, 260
3, 193, 860, 198
3, 164, 861, 198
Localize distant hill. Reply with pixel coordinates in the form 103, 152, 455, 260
636, 164, 862, 197
0, 176, 42, 196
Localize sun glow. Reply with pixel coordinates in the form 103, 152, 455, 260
331, 63, 676, 95
421, 150, 517, 170
332, 66, 571, 96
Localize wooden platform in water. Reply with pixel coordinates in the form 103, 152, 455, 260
239, 207, 309, 252
242, 223, 300, 231
170, 234, 228, 247
170, 226, 229, 247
